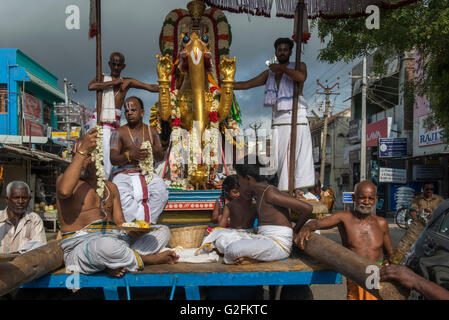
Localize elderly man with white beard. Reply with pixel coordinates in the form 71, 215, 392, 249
295, 180, 393, 300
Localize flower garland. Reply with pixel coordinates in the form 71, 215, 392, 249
168, 90, 185, 181
139, 141, 154, 185
91, 125, 105, 197
206, 90, 220, 167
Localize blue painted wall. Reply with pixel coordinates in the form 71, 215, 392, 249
0, 49, 64, 135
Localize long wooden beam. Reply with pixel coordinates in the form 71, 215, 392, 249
0, 240, 63, 297
302, 233, 409, 300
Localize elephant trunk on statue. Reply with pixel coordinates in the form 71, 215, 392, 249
187, 45, 207, 135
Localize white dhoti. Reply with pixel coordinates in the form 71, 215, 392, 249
86, 74, 121, 180
264, 63, 315, 191
272, 100, 315, 191
61, 221, 171, 274
112, 171, 169, 224
199, 225, 292, 264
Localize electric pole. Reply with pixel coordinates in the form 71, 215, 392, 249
249, 121, 262, 156
316, 79, 340, 186
350, 57, 378, 182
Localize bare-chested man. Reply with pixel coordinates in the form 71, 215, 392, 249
87, 52, 159, 179
110, 96, 168, 225
296, 180, 393, 300
56, 128, 177, 277
198, 158, 312, 264
233, 38, 315, 196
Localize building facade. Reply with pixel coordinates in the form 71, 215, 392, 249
0, 49, 69, 211
310, 108, 351, 210
0, 48, 65, 137
349, 50, 448, 213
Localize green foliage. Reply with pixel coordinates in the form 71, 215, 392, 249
314, 0, 449, 140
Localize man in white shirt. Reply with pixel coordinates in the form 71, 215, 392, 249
233, 37, 315, 195
0, 181, 46, 254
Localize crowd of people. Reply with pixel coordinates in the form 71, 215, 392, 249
1, 39, 448, 301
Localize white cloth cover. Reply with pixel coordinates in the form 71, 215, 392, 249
198, 226, 292, 264
264, 65, 314, 190
271, 104, 315, 190
112, 172, 169, 224
62, 224, 171, 274
264, 62, 307, 116
100, 75, 117, 124
161, 247, 220, 264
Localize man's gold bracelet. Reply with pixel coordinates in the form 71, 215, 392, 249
125, 151, 131, 163
77, 150, 89, 157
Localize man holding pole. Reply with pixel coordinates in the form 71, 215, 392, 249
233, 37, 315, 196
87, 52, 159, 180
296, 181, 393, 300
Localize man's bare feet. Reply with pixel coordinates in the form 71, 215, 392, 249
234, 257, 262, 265
141, 250, 179, 265
106, 267, 127, 277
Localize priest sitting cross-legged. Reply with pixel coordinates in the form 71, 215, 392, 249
110, 96, 169, 227
56, 128, 178, 277
198, 157, 313, 264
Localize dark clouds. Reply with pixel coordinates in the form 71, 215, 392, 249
0, 0, 353, 129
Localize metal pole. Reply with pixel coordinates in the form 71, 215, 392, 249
316, 80, 339, 185
319, 95, 330, 184
360, 57, 367, 181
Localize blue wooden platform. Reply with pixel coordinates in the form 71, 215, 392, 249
22, 257, 342, 300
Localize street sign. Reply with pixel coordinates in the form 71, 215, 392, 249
379, 167, 407, 184
379, 138, 407, 158
342, 192, 354, 204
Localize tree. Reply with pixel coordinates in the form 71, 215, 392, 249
313, 0, 449, 140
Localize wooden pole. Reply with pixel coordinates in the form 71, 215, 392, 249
287, 0, 304, 197
302, 233, 409, 300
0, 240, 63, 297
96, 0, 102, 125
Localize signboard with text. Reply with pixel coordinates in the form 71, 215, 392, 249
23, 93, 44, 137
24, 119, 45, 137
342, 192, 354, 204
24, 93, 43, 121
379, 167, 407, 184
412, 165, 444, 181
418, 115, 444, 147
366, 117, 392, 147
379, 138, 408, 158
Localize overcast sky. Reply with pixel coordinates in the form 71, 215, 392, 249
0, 0, 356, 130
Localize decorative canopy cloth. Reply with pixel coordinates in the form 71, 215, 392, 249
204, 0, 420, 19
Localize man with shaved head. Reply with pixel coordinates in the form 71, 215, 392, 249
87, 52, 159, 180
110, 96, 168, 226
295, 180, 393, 300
